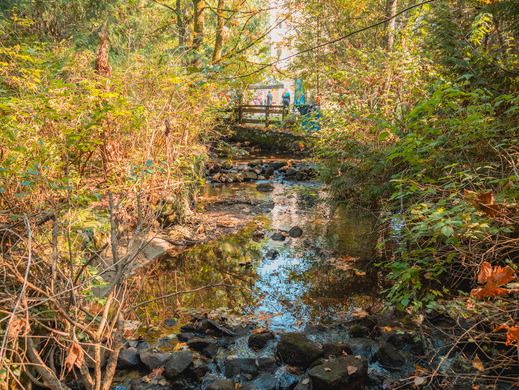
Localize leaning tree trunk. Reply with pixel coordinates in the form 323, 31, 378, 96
192, 0, 205, 52
96, 21, 111, 77
385, 0, 398, 50
212, 0, 225, 62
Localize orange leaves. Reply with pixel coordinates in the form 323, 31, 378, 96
463, 190, 502, 217
470, 261, 516, 299
64, 341, 85, 373
495, 324, 519, 346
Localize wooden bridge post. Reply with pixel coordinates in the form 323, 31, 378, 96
237, 95, 243, 124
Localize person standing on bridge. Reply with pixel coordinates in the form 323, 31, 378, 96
282, 89, 290, 109
266, 90, 273, 106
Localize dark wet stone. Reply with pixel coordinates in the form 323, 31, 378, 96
202, 342, 219, 358
264, 166, 275, 178
257, 356, 277, 372
187, 358, 210, 381
374, 341, 405, 370
128, 378, 171, 390
177, 332, 195, 342
242, 373, 277, 390
207, 378, 234, 390
265, 249, 279, 259
276, 333, 323, 367
271, 232, 286, 241
308, 356, 367, 390
385, 332, 425, 355
224, 357, 258, 378
164, 318, 177, 327
139, 350, 170, 371
288, 226, 303, 238
256, 182, 274, 192
294, 376, 313, 390
322, 343, 352, 358
248, 331, 274, 351
349, 338, 378, 360
136, 341, 150, 350
207, 319, 236, 337
164, 351, 193, 379
118, 347, 141, 369
269, 161, 287, 170
180, 323, 197, 333
349, 324, 369, 338
187, 337, 217, 352
285, 168, 297, 176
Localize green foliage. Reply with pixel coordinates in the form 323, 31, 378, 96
313, 0, 519, 311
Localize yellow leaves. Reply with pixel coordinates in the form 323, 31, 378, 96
495, 324, 519, 346
470, 261, 516, 299
471, 355, 485, 372
64, 341, 85, 373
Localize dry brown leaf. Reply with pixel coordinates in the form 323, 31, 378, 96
414, 376, 426, 386
470, 261, 516, 299
7, 316, 30, 340
347, 365, 358, 375
351, 308, 369, 319
495, 324, 519, 346
471, 355, 485, 372
64, 341, 85, 373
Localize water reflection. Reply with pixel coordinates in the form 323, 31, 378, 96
131, 181, 381, 334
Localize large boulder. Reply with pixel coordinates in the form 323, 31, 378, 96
138, 350, 170, 371
207, 378, 234, 390
276, 333, 323, 367
271, 232, 286, 241
241, 373, 277, 390
224, 356, 258, 378
308, 356, 367, 390
248, 331, 274, 351
118, 347, 141, 369
163, 351, 193, 379
373, 341, 405, 370
256, 182, 274, 192
288, 226, 303, 238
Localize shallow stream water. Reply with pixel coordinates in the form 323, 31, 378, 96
132, 175, 383, 338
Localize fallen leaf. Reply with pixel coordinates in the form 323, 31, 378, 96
173, 342, 187, 351
149, 367, 164, 379
414, 376, 427, 386
302, 378, 310, 384
347, 365, 358, 375
351, 308, 369, 319
64, 341, 85, 372
495, 324, 519, 346
471, 355, 484, 372
324, 367, 332, 372
470, 261, 516, 299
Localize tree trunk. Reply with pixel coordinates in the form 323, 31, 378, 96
212, 0, 225, 63
192, 0, 205, 52
385, 0, 397, 50
96, 21, 111, 77
176, 0, 187, 49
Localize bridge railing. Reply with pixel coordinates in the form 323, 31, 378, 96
232, 104, 289, 127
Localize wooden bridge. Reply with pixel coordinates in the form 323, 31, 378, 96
230, 104, 289, 127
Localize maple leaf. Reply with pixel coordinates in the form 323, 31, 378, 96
495, 324, 519, 346
64, 341, 85, 373
470, 261, 516, 299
